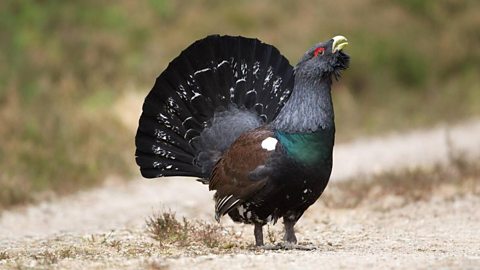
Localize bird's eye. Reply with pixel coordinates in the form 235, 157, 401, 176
313, 47, 325, 57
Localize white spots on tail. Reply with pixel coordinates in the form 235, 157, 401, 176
152, 146, 176, 160
217, 60, 229, 68
263, 66, 273, 87
186, 79, 194, 87
182, 116, 193, 126
157, 113, 180, 133
253, 61, 260, 77
154, 129, 169, 141
178, 84, 188, 99
158, 113, 168, 121
167, 97, 177, 108
236, 78, 246, 84
166, 97, 179, 114
272, 77, 283, 96
191, 92, 202, 100
193, 67, 211, 76
232, 61, 239, 78
261, 137, 278, 151
241, 62, 247, 75
246, 89, 257, 95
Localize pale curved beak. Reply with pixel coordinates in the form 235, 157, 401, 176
332, 35, 348, 53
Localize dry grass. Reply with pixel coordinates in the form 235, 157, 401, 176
146, 211, 240, 249
0, 251, 9, 261
266, 225, 278, 244
31, 250, 59, 265
322, 157, 480, 210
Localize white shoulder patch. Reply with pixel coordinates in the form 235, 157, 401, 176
261, 137, 278, 151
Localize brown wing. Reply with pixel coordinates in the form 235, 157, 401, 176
209, 128, 276, 220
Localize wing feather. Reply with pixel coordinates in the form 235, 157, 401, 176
210, 128, 276, 219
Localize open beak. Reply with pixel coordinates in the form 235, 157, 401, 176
332, 35, 348, 53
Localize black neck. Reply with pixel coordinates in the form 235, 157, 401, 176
272, 73, 334, 133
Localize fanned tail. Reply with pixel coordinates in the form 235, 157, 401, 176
135, 35, 294, 179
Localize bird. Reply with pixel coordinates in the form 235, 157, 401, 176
135, 34, 349, 247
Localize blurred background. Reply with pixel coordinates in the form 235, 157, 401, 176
1, 0, 479, 209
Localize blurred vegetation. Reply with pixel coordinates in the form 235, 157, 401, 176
1, 0, 479, 209
322, 155, 480, 210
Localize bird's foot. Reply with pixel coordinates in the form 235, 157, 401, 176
257, 242, 316, 250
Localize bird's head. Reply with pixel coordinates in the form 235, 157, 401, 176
295, 35, 350, 81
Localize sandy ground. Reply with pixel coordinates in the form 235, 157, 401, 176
1, 120, 480, 269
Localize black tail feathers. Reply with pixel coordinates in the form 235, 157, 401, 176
135, 35, 294, 179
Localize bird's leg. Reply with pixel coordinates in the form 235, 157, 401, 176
254, 223, 264, 246
257, 219, 315, 250
255, 223, 280, 250
277, 217, 316, 250
283, 219, 297, 244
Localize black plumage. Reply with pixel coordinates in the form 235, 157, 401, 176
135, 34, 350, 247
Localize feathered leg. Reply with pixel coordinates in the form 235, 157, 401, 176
279, 217, 315, 250
283, 219, 297, 244
254, 223, 264, 246
256, 219, 315, 250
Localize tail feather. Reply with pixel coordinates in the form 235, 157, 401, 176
135, 35, 294, 179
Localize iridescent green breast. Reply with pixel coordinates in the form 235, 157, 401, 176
275, 129, 335, 166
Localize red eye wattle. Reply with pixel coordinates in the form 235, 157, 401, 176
314, 47, 325, 57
